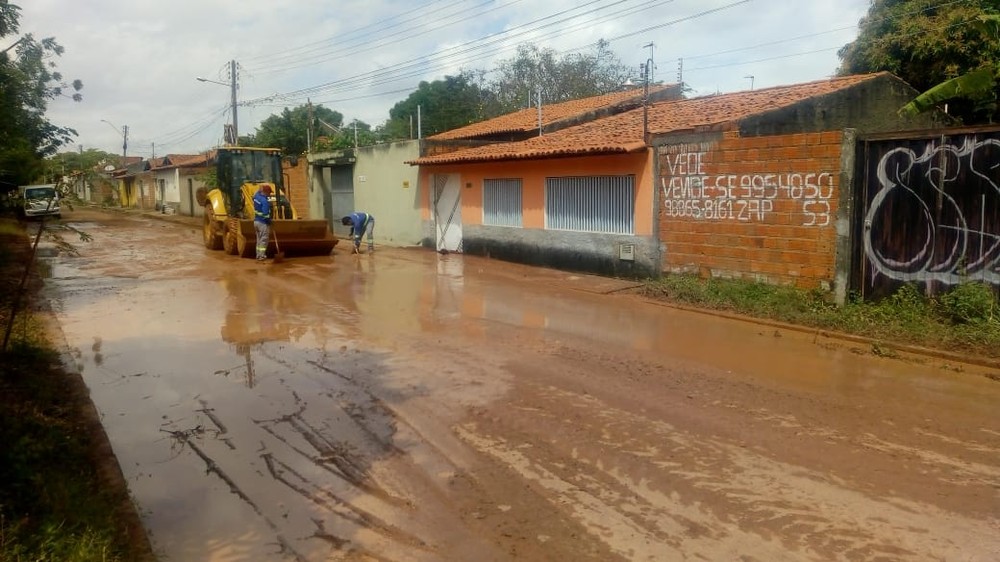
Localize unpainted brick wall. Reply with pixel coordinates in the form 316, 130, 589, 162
658, 130, 842, 289
282, 159, 311, 219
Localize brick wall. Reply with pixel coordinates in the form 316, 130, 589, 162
282, 159, 310, 219
658, 130, 843, 289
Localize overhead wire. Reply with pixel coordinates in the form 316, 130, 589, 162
242, 0, 462, 67
250, 0, 508, 74
149, 0, 973, 150
241, 0, 675, 106
246, 0, 636, 83
683, 14, 981, 74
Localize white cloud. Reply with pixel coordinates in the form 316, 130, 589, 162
15, 0, 870, 157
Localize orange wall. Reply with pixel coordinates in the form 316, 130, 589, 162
658, 131, 843, 288
418, 151, 655, 236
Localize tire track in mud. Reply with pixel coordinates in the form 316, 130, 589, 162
169, 345, 516, 560
456, 379, 1000, 561
164, 428, 308, 562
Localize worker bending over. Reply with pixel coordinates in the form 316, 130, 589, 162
341, 212, 375, 254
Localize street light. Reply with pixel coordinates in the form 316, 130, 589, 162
197, 59, 239, 145
745, 75, 755, 91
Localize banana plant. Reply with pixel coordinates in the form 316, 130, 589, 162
899, 14, 1000, 117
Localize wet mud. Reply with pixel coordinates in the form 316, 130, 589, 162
40, 208, 1000, 561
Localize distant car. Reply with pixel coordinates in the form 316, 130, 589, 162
18, 184, 61, 219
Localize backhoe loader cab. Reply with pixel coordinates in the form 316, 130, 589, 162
202, 147, 337, 258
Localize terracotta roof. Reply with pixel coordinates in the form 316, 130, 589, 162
428, 85, 674, 140
411, 73, 890, 165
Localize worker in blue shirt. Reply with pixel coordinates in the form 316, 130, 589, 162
252, 184, 272, 261
341, 211, 375, 254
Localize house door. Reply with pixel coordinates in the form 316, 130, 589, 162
433, 174, 462, 252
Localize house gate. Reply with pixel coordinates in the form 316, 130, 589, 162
852, 127, 1000, 300
433, 174, 462, 252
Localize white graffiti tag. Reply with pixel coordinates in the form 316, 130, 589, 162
660, 151, 834, 226
864, 137, 1000, 285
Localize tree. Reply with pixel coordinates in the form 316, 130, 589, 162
838, 0, 1000, 123
0, 1, 83, 190
383, 71, 498, 140
314, 119, 377, 151
42, 148, 117, 192
488, 40, 635, 114
248, 104, 344, 155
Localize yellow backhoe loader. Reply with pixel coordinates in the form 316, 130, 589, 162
202, 147, 337, 258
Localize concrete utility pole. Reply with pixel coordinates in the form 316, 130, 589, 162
307, 99, 314, 153
537, 86, 542, 136
230, 59, 239, 143
198, 61, 239, 144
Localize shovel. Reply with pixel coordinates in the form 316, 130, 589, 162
271, 225, 285, 263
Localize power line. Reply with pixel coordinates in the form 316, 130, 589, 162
146, 0, 971, 149
241, 0, 677, 106
250, 0, 506, 73
242, 0, 463, 67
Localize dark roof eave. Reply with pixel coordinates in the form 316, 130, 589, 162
409, 144, 646, 166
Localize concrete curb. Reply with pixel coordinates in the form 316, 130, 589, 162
37, 280, 158, 561
633, 294, 1000, 375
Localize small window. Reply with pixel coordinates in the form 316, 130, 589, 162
483, 178, 523, 227
545, 175, 634, 234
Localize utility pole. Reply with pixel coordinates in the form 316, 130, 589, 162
641, 60, 651, 140
537, 86, 542, 136
230, 59, 239, 144
307, 99, 314, 153
644, 42, 656, 85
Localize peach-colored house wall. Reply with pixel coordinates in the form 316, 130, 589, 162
417, 151, 654, 235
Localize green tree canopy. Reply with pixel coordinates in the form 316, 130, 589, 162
247, 104, 344, 155
0, 1, 83, 190
43, 148, 117, 183
384, 71, 498, 140
314, 118, 377, 151
487, 40, 635, 114
838, 0, 1000, 123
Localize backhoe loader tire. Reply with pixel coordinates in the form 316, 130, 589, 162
203, 204, 222, 250
223, 218, 240, 255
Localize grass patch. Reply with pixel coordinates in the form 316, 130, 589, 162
0, 217, 140, 562
643, 275, 1000, 359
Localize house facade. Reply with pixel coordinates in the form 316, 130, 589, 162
650, 73, 946, 300
304, 87, 678, 251
410, 73, 948, 298
307, 140, 425, 247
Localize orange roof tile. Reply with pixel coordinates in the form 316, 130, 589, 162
412, 73, 890, 165
429, 85, 673, 140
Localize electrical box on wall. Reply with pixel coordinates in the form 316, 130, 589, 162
619, 243, 635, 261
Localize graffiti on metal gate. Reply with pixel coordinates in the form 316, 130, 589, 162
863, 136, 1000, 285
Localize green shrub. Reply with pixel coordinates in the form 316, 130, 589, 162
939, 282, 997, 324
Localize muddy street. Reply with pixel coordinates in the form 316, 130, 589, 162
40, 208, 1000, 561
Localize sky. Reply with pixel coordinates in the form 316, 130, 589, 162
14, 0, 872, 158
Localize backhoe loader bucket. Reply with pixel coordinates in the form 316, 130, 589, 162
234, 219, 338, 258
